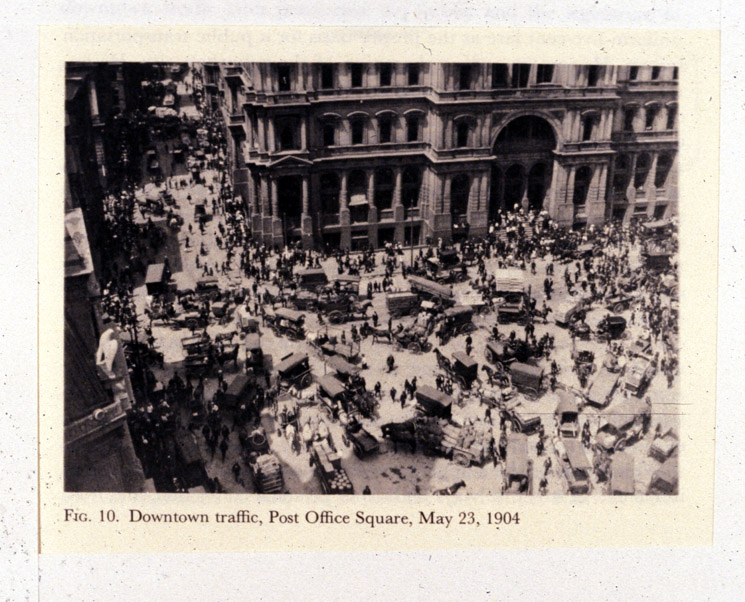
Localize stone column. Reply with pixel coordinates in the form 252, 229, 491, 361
393, 167, 405, 243
626, 153, 638, 204
259, 175, 272, 243
339, 170, 351, 249
257, 115, 266, 151
445, 116, 453, 148
367, 171, 377, 223
646, 153, 659, 203
300, 116, 308, 151
267, 117, 276, 152
527, 64, 537, 86
271, 178, 279, 216
301, 175, 313, 248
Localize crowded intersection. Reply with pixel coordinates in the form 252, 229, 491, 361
94, 64, 679, 496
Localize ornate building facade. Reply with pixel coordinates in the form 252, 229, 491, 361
210, 62, 677, 249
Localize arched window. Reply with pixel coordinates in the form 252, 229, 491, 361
401, 167, 421, 208
350, 117, 365, 145
277, 64, 291, 91
613, 154, 631, 191
624, 106, 636, 131
654, 153, 673, 188
494, 115, 556, 154
634, 153, 651, 188
378, 114, 394, 143
320, 173, 340, 214
629, 66, 639, 80
406, 114, 421, 142
322, 122, 335, 147
582, 114, 599, 141
651, 66, 661, 80
666, 105, 677, 130
348, 170, 367, 196
455, 121, 470, 148
451, 174, 471, 216
374, 168, 395, 210
645, 105, 660, 130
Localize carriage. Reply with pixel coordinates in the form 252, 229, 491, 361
436, 305, 475, 344
245, 333, 272, 382
508, 362, 545, 399
434, 349, 479, 390
297, 267, 329, 292
393, 323, 431, 353
275, 352, 313, 391
414, 385, 454, 420
316, 375, 348, 421
502, 434, 533, 495
341, 415, 380, 459
385, 291, 420, 318
267, 307, 306, 340
555, 392, 580, 439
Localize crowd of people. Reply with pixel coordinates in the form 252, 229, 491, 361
89, 66, 679, 494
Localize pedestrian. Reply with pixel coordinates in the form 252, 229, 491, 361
232, 462, 241, 482
400, 390, 407, 409
485, 406, 492, 425
219, 437, 229, 462
544, 455, 552, 476
539, 476, 548, 495
390, 387, 397, 403
362, 485, 372, 495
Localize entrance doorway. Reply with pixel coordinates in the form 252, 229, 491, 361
492, 115, 557, 213
277, 175, 303, 233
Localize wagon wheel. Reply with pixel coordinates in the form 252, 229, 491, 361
485, 348, 496, 364
300, 373, 312, 389
342, 433, 350, 448
328, 310, 344, 324
353, 443, 362, 458
494, 360, 504, 373
613, 303, 625, 314
615, 439, 627, 452
511, 419, 521, 433
453, 451, 471, 467
524, 386, 538, 400
457, 375, 468, 389
408, 341, 421, 353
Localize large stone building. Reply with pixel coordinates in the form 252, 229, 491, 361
210, 62, 677, 249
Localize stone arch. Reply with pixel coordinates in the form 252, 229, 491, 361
491, 111, 563, 152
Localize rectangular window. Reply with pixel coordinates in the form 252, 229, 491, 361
673, 66, 679, 80
587, 65, 600, 87
277, 65, 291, 91
323, 123, 335, 147
321, 64, 334, 89
458, 64, 472, 90
666, 108, 676, 130
536, 64, 554, 84
408, 63, 420, 86
456, 122, 469, 147
645, 107, 658, 130
624, 108, 635, 131
512, 64, 530, 88
492, 63, 509, 87
379, 63, 392, 87
351, 63, 363, 88
629, 66, 639, 80
406, 116, 420, 142
582, 118, 594, 141
651, 66, 661, 80
379, 118, 392, 143
351, 120, 364, 145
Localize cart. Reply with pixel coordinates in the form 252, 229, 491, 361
341, 416, 380, 458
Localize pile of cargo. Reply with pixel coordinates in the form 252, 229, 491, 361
249, 453, 284, 494
311, 441, 354, 494
412, 417, 492, 466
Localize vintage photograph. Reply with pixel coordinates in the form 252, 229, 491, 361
64, 61, 679, 496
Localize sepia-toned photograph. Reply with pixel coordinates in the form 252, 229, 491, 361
64, 60, 680, 497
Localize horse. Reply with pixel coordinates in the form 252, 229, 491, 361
380, 421, 417, 453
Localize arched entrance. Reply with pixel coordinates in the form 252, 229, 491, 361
492, 115, 557, 213
277, 175, 303, 234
